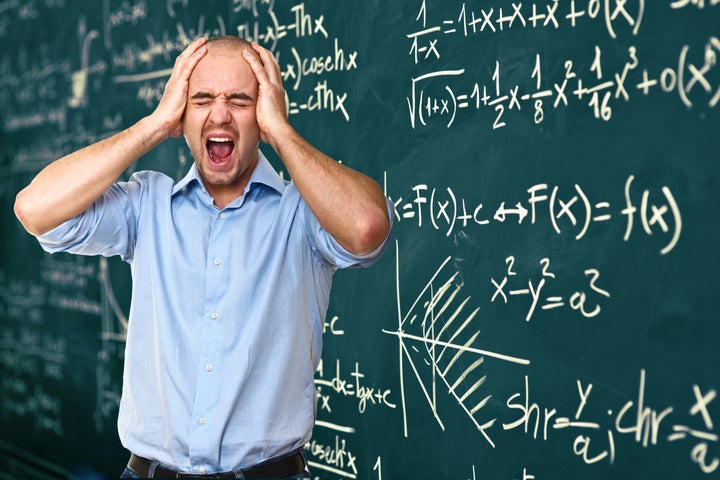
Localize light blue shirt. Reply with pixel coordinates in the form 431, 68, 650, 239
37, 151, 391, 474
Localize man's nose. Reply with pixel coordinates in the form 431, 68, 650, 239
208, 102, 231, 124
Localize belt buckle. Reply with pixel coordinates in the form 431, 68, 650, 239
174, 472, 210, 478
174, 471, 235, 479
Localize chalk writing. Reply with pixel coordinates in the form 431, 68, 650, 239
103, 0, 148, 49
501, 370, 719, 474
412, 0, 646, 43
0, 326, 66, 436
322, 315, 345, 336
238, 2, 328, 50
671, 0, 720, 10
305, 434, 359, 479
386, 173, 683, 255
283, 38, 358, 91
490, 256, 611, 321
407, 41, 720, 130
408, 1, 719, 130
315, 358, 396, 414
107, 1, 357, 121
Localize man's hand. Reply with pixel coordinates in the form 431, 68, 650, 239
14, 37, 208, 236
241, 43, 390, 255
151, 37, 208, 137
242, 42, 291, 145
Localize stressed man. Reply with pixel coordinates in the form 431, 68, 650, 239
14, 36, 392, 478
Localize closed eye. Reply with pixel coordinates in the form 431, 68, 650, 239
228, 93, 253, 106
190, 92, 214, 107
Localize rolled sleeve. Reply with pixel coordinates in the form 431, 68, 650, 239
303, 197, 394, 270
36, 176, 143, 262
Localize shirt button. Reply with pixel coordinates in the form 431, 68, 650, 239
198, 466, 207, 474
211, 312, 219, 319
214, 258, 221, 265
206, 364, 213, 372
199, 417, 206, 425
219, 213, 226, 219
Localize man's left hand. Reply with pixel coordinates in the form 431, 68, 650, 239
242, 43, 291, 146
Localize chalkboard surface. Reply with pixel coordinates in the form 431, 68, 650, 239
1, 1, 719, 479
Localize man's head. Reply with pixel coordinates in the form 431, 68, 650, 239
183, 36, 262, 207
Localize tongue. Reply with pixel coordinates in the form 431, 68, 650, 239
208, 141, 233, 160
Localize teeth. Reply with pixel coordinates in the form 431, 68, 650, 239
208, 137, 232, 142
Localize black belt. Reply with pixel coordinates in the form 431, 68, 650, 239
128, 450, 306, 478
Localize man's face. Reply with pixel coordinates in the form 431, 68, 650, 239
183, 46, 261, 202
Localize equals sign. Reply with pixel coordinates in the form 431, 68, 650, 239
542, 297, 564, 310
443, 20, 456, 34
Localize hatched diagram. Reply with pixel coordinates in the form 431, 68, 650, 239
383, 241, 530, 447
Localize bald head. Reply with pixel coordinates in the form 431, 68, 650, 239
205, 36, 255, 56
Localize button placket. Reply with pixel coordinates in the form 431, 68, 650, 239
189, 207, 228, 465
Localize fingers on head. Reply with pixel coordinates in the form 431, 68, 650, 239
248, 43, 281, 82
177, 37, 207, 65
242, 46, 263, 69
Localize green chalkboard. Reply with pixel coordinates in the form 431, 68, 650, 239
1, 1, 719, 479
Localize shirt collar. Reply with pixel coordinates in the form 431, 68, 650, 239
172, 150, 286, 197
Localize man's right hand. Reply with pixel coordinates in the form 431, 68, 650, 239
151, 37, 208, 138
14, 37, 208, 236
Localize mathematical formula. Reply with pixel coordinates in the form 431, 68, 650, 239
386, 173, 682, 255
407, 1, 720, 130
500, 371, 719, 475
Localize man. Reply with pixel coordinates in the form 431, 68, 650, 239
14, 36, 392, 478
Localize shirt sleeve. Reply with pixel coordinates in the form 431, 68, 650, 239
303, 197, 394, 270
35, 173, 145, 262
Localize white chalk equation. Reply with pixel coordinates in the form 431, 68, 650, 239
500, 371, 719, 474
315, 358, 397, 415
463, 368, 719, 478
410, 0, 646, 46
489, 255, 611, 322
237, 1, 328, 51
407, 41, 720, 129
407, 1, 720, 129
304, 433, 362, 480
386, 174, 682, 255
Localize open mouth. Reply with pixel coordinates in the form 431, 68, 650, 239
206, 137, 235, 164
